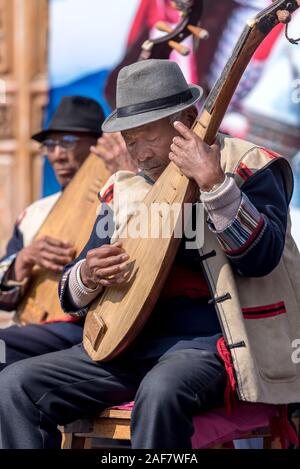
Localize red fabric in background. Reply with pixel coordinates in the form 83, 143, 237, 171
127, 0, 180, 46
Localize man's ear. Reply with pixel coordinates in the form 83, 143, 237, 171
182, 106, 198, 127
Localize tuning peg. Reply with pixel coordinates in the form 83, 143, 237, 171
168, 40, 190, 56
187, 25, 209, 40
276, 10, 292, 24
155, 21, 173, 34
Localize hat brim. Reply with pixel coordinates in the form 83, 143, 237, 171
102, 85, 203, 133
31, 127, 102, 143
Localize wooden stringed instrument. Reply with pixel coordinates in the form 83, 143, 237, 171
17, 155, 110, 324
83, 0, 300, 361
18, 0, 205, 324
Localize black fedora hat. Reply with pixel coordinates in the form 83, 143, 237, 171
32, 96, 105, 143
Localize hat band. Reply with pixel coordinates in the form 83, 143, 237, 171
117, 89, 193, 118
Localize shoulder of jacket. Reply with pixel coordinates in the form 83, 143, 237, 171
98, 171, 146, 204
16, 192, 61, 227
220, 134, 287, 186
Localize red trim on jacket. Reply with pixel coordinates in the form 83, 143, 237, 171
41, 315, 81, 325
242, 301, 286, 319
99, 184, 114, 204
261, 148, 281, 159
236, 162, 254, 182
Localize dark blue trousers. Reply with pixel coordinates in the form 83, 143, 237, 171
0, 342, 226, 449
0, 322, 83, 369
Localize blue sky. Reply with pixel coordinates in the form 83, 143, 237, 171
49, 0, 140, 87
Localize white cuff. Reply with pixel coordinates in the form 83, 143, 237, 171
200, 176, 242, 231
68, 260, 103, 309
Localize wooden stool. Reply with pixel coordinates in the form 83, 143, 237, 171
61, 408, 132, 449
60, 407, 283, 449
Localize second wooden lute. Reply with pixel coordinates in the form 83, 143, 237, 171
17, 0, 204, 324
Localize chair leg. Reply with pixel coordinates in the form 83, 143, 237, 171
62, 433, 86, 449
263, 436, 283, 449
61, 432, 72, 449
263, 436, 272, 449
71, 435, 86, 449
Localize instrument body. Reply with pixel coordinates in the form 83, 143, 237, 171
83, 0, 300, 361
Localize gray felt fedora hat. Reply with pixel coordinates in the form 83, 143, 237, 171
102, 59, 203, 133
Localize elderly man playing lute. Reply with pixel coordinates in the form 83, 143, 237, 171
0, 60, 299, 449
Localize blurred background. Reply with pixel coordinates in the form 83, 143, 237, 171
0, 0, 299, 255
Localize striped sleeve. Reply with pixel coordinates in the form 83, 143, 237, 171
208, 193, 266, 257
58, 267, 89, 318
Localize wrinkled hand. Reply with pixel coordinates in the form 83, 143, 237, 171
169, 121, 225, 191
80, 241, 130, 289
14, 236, 75, 281
91, 132, 138, 174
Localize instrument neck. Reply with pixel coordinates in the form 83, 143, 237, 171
193, 0, 300, 144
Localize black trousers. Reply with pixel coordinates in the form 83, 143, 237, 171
0, 322, 83, 370
0, 343, 226, 449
